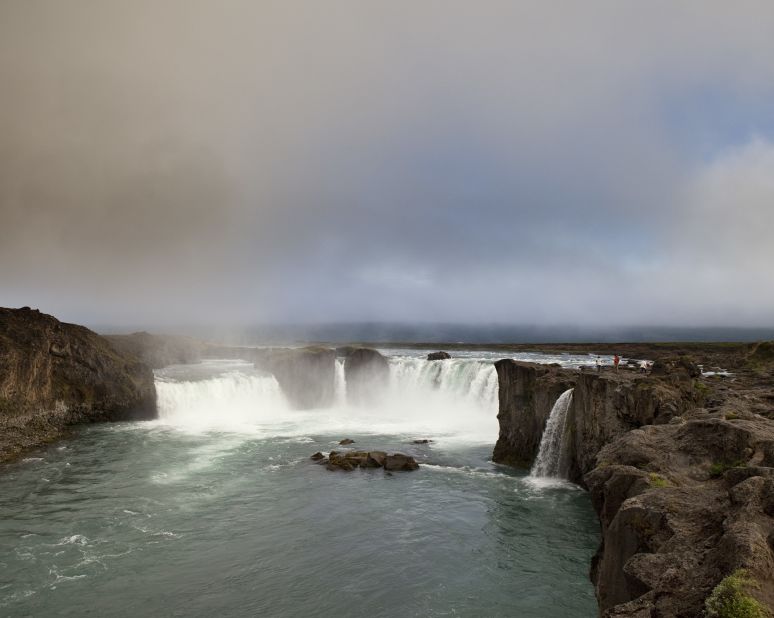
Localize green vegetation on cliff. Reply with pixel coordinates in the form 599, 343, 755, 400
705, 570, 768, 618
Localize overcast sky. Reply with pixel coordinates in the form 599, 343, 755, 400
2, 1, 774, 329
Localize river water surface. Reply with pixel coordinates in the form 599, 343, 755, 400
0, 351, 600, 617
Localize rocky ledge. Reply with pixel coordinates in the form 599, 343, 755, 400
493, 348, 774, 617
0, 307, 157, 462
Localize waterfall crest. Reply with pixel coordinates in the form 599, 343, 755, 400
156, 371, 287, 429
531, 388, 574, 478
153, 357, 499, 441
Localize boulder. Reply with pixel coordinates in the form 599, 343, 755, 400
427, 351, 451, 361
255, 347, 336, 409
367, 451, 387, 467
315, 449, 417, 472
343, 348, 389, 405
492, 360, 576, 469
339, 438, 355, 445
384, 453, 419, 471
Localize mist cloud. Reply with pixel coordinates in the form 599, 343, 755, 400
2, 1, 774, 328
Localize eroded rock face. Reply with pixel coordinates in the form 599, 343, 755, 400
565, 371, 698, 483
493, 352, 774, 616
0, 307, 157, 461
492, 360, 576, 468
343, 348, 389, 405
586, 417, 774, 617
492, 359, 699, 483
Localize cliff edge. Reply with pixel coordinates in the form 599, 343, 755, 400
493, 353, 774, 617
0, 307, 157, 461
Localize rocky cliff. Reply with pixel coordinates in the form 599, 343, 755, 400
0, 307, 157, 461
342, 347, 389, 405
493, 353, 774, 616
492, 361, 576, 468
254, 347, 336, 409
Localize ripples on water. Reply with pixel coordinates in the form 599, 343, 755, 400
0, 355, 599, 617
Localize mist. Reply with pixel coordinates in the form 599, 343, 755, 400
3, 1, 774, 331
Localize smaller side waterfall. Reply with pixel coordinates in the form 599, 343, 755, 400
333, 358, 347, 405
531, 388, 574, 478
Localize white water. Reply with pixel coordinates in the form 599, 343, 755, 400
531, 388, 574, 478
155, 367, 288, 431
333, 358, 346, 405
154, 356, 499, 444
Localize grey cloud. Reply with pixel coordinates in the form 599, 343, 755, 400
2, 1, 774, 328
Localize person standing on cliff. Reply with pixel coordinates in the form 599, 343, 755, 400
596, 357, 601, 372
614, 354, 620, 372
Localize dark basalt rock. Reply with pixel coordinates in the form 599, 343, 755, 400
315, 449, 416, 472
412, 439, 433, 444
427, 351, 451, 361
492, 360, 577, 469
343, 348, 389, 405
0, 307, 157, 462
339, 438, 355, 445
384, 453, 419, 471
493, 353, 774, 617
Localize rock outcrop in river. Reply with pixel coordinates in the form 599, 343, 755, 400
312, 449, 419, 472
255, 347, 336, 409
342, 347, 389, 405
493, 350, 774, 616
0, 307, 157, 462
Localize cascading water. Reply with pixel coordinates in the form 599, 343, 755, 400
531, 388, 574, 478
155, 362, 287, 430
151, 356, 499, 443
387, 357, 499, 411
333, 358, 347, 405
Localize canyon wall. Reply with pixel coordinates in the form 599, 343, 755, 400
0, 307, 157, 462
493, 357, 774, 617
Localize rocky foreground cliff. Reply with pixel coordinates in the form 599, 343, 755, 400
494, 350, 774, 617
0, 307, 157, 461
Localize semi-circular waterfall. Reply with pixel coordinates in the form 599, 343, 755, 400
154, 355, 500, 443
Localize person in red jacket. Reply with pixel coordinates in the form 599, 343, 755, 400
614, 354, 620, 372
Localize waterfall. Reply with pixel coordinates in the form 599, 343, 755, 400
387, 358, 498, 412
333, 358, 347, 404
153, 357, 499, 441
531, 388, 574, 478
155, 371, 287, 429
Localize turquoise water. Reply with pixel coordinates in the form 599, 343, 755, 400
0, 358, 599, 617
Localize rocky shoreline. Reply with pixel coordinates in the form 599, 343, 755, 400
493, 350, 774, 616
